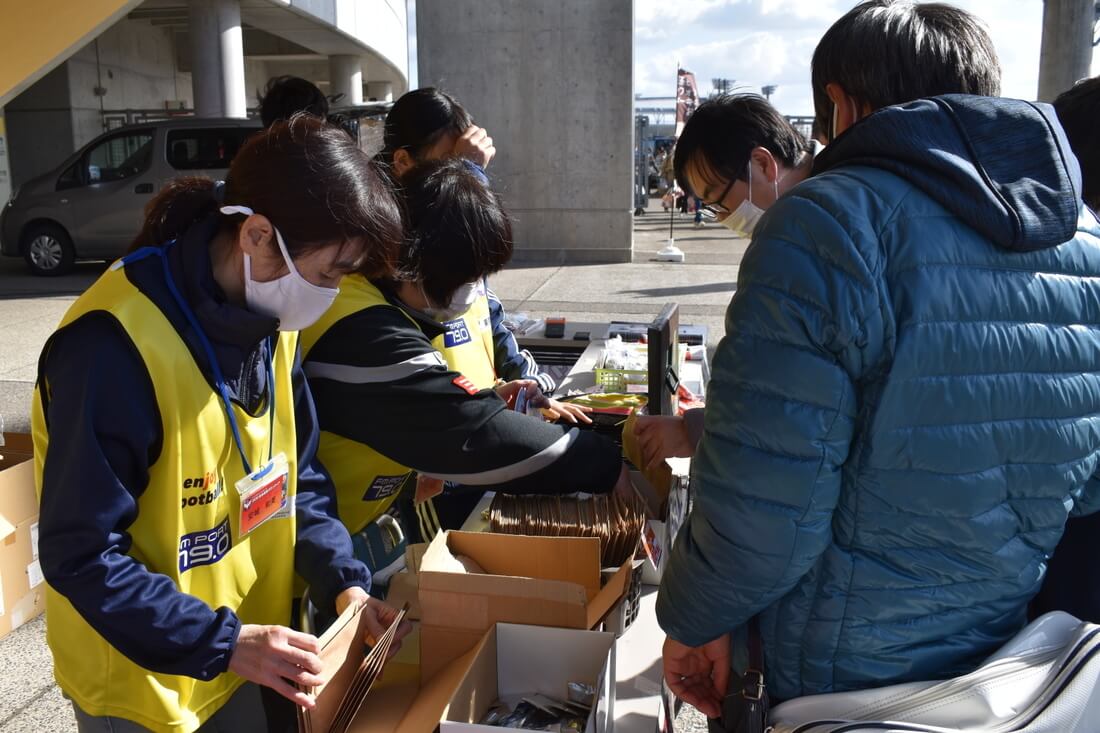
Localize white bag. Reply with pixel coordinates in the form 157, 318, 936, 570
769, 612, 1100, 732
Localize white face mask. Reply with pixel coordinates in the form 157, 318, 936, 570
720, 164, 767, 236
220, 205, 340, 331
421, 280, 481, 322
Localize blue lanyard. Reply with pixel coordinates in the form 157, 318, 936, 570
120, 244, 276, 475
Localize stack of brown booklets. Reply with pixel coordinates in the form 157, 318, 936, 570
297, 600, 410, 733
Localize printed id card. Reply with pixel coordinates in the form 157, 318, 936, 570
236, 452, 289, 536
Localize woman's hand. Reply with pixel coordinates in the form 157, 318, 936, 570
633, 415, 695, 471
662, 633, 731, 719
453, 126, 496, 169
336, 588, 414, 660
228, 624, 324, 708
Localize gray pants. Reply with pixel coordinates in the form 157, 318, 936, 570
72, 682, 268, 733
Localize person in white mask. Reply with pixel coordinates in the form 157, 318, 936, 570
633, 94, 820, 470
33, 115, 411, 733
300, 158, 635, 544
679, 94, 818, 237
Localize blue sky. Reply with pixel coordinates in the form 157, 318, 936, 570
633, 0, 1099, 118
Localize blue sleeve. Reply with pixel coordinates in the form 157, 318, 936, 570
37, 313, 239, 681
289, 340, 372, 616
487, 284, 555, 393
1071, 473, 1100, 516
656, 195, 881, 646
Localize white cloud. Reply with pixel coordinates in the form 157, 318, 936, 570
634, 0, 731, 25
634, 0, 1095, 117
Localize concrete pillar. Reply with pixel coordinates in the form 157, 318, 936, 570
365, 81, 393, 102
329, 55, 363, 106
1037, 0, 1095, 101
189, 0, 247, 118
416, 0, 634, 264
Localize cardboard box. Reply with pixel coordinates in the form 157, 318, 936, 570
349, 623, 616, 733
0, 433, 45, 639
348, 625, 486, 733
417, 530, 632, 679
440, 623, 616, 733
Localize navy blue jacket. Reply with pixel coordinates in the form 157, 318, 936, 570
36, 216, 369, 681
657, 96, 1100, 699
487, 284, 556, 394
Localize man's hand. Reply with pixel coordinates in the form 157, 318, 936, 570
662, 634, 731, 719
634, 415, 695, 471
453, 125, 496, 169
335, 588, 413, 660
228, 624, 323, 708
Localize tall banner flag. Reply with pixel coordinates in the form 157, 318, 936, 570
675, 68, 700, 138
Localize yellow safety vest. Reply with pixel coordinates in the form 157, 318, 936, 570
431, 279, 497, 390
31, 263, 299, 733
301, 275, 416, 536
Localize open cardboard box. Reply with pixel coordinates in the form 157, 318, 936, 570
349, 623, 615, 733
0, 433, 45, 639
440, 623, 615, 732
416, 531, 632, 680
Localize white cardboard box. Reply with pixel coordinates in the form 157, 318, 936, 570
441, 623, 617, 733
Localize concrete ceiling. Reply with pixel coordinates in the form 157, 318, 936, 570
129, 0, 405, 87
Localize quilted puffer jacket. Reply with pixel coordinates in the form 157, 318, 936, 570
656, 95, 1100, 701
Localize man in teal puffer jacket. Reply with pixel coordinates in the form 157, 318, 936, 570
658, 0, 1100, 716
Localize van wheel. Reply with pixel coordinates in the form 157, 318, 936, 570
22, 223, 75, 276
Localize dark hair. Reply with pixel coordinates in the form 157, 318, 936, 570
132, 114, 403, 278
259, 76, 329, 128
380, 87, 472, 167
396, 158, 513, 306
673, 94, 808, 200
811, 0, 1001, 139
1055, 76, 1100, 211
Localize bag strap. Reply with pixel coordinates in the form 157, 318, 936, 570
743, 616, 766, 702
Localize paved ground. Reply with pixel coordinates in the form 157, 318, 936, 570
0, 198, 743, 732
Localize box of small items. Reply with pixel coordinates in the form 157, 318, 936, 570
440, 623, 616, 733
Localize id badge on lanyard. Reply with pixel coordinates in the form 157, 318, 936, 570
236, 451, 290, 536
125, 242, 289, 537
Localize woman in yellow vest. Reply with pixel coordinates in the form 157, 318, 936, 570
33, 116, 409, 733
301, 158, 633, 544
379, 87, 566, 396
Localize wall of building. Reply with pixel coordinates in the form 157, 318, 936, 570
6, 17, 191, 186
416, 0, 634, 263
5, 65, 76, 187
67, 18, 194, 148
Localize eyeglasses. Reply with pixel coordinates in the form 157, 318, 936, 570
703, 177, 737, 216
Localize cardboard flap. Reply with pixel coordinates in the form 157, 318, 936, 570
419, 572, 587, 627
432, 531, 603, 600
586, 559, 633, 629
0, 433, 34, 473
0, 515, 15, 543
0, 462, 38, 529
405, 543, 428, 575
418, 625, 489, 685
439, 625, 498, 727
